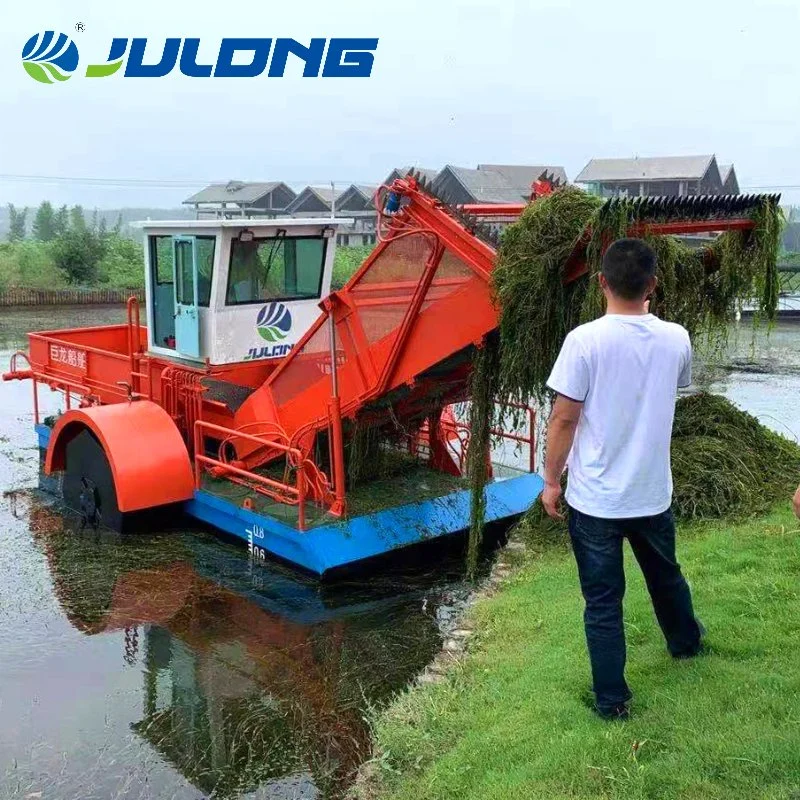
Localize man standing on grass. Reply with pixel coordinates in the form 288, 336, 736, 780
793, 484, 800, 518
541, 238, 703, 721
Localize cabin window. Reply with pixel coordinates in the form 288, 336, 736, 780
152, 236, 174, 285
226, 235, 326, 305
149, 234, 216, 351
195, 236, 215, 307
150, 235, 215, 308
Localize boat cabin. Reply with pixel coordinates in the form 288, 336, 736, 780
135, 218, 354, 365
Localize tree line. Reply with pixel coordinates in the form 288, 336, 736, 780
2, 202, 143, 290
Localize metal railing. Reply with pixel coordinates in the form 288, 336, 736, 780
193, 420, 309, 530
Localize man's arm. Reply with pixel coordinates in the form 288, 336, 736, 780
541, 394, 583, 520
793, 483, 800, 519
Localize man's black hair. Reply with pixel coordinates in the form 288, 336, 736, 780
601, 238, 657, 301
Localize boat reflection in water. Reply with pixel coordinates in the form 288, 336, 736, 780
26, 491, 456, 799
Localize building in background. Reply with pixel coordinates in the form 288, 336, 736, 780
574, 155, 737, 198
718, 164, 740, 194
431, 164, 566, 205
183, 181, 297, 219
284, 185, 344, 216
383, 167, 439, 186
182, 157, 746, 250
282, 184, 379, 247
335, 184, 379, 246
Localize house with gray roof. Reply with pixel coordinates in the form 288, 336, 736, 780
575, 155, 737, 198
337, 184, 378, 213
287, 185, 379, 247
718, 164, 740, 194
477, 164, 568, 190
383, 167, 440, 185
183, 180, 296, 218
285, 185, 344, 215
335, 184, 379, 246
431, 163, 567, 205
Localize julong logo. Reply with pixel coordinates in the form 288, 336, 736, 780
22, 32, 79, 84
257, 303, 292, 342
22, 34, 377, 83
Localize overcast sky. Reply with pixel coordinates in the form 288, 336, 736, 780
2, 0, 799, 208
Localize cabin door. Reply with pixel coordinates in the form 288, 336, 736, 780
172, 236, 201, 359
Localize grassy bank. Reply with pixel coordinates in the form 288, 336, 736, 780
366, 507, 800, 800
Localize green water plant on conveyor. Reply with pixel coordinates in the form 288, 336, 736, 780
465, 186, 785, 577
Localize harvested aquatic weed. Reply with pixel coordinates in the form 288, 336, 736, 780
467, 187, 784, 573
492, 186, 782, 406
670, 393, 800, 519
517, 393, 800, 542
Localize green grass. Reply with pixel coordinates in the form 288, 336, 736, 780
368, 507, 800, 800
332, 244, 374, 289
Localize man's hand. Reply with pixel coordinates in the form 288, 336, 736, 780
542, 481, 565, 520
793, 483, 800, 519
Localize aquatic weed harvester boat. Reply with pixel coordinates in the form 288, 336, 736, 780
3, 174, 780, 575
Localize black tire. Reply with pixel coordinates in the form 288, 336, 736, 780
62, 429, 126, 532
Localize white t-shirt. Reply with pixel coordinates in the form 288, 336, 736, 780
546, 314, 692, 519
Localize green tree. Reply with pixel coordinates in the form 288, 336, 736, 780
7, 204, 27, 241
32, 201, 57, 241
54, 205, 69, 237
98, 216, 108, 239
69, 205, 86, 232
53, 206, 69, 239
97, 234, 144, 288
52, 227, 105, 284
113, 212, 123, 235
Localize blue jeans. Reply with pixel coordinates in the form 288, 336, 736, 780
568, 506, 702, 712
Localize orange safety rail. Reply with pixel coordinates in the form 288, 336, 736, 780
427, 402, 536, 475
21, 323, 149, 406
192, 420, 342, 527
493, 402, 537, 474
193, 420, 310, 530
126, 297, 152, 400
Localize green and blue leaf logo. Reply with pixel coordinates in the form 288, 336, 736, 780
256, 302, 292, 342
22, 32, 79, 84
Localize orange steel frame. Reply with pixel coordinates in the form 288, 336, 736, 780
3, 175, 767, 523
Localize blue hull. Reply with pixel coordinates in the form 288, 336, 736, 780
35, 423, 543, 576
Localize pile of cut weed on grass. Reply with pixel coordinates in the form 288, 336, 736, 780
465, 186, 783, 575
517, 393, 800, 544
670, 393, 800, 519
